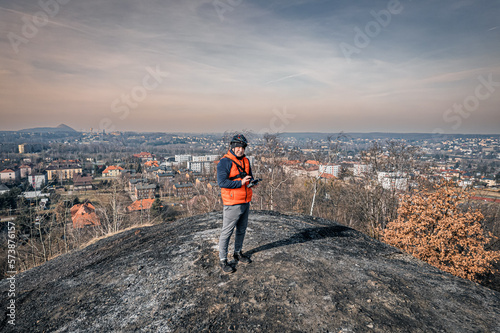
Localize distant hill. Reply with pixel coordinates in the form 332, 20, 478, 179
2, 211, 498, 332
18, 124, 77, 133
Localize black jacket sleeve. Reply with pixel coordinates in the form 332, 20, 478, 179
217, 153, 254, 189
217, 158, 242, 189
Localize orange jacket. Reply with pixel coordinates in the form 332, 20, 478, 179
218, 151, 253, 205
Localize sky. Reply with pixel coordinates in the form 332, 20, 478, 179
0, 0, 499, 134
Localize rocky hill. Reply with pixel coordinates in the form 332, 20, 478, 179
18, 123, 77, 133
1, 211, 499, 332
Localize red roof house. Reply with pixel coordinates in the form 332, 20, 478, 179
127, 198, 156, 212
70, 203, 100, 229
102, 165, 124, 177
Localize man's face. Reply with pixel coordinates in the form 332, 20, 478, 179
233, 146, 245, 157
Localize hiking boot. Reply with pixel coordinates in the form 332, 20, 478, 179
220, 259, 236, 274
233, 251, 252, 264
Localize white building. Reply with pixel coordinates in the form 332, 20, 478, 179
175, 155, 192, 163
319, 164, 341, 177
0, 169, 19, 183
192, 155, 218, 162
187, 161, 214, 173
29, 174, 48, 190
20, 191, 50, 200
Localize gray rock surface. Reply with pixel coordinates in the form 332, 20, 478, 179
1, 210, 500, 332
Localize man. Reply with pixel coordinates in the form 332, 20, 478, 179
217, 134, 255, 274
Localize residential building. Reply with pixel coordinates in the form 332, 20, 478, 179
70, 203, 101, 229
175, 154, 192, 163
127, 198, 156, 212
46, 161, 82, 181
187, 160, 214, 173
135, 184, 157, 199
173, 182, 194, 197
157, 172, 176, 184
0, 169, 20, 183
102, 165, 124, 177
320, 173, 336, 180
19, 164, 32, 178
144, 160, 159, 168
129, 178, 148, 192
144, 166, 170, 179
120, 169, 137, 178
192, 155, 218, 162
28, 173, 48, 190
133, 152, 154, 162
319, 164, 341, 177
157, 172, 175, 180
73, 174, 93, 191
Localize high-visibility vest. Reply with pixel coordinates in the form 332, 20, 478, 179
220, 152, 253, 205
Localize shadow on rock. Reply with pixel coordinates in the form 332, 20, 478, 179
248, 225, 350, 256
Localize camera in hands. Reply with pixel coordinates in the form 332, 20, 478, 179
247, 178, 262, 188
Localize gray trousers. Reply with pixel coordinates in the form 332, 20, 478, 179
219, 203, 250, 261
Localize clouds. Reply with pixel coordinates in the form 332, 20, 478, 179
0, 0, 499, 133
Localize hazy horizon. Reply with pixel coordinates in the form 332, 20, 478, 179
4, 123, 500, 137
1, 0, 499, 134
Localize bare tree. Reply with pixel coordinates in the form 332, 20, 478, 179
309, 133, 346, 216
252, 134, 292, 211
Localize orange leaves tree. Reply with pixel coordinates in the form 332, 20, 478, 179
383, 182, 500, 282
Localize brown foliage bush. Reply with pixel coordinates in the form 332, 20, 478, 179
383, 182, 500, 282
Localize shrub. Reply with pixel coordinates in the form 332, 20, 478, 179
383, 182, 500, 282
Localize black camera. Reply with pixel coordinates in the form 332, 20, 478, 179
247, 178, 262, 188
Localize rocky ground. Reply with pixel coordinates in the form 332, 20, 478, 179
1, 210, 499, 332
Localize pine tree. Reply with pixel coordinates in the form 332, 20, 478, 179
151, 198, 164, 219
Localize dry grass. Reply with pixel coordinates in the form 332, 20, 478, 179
476, 189, 500, 199
79, 223, 154, 249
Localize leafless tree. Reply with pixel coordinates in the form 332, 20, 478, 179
251, 134, 292, 211
309, 133, 346, 216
